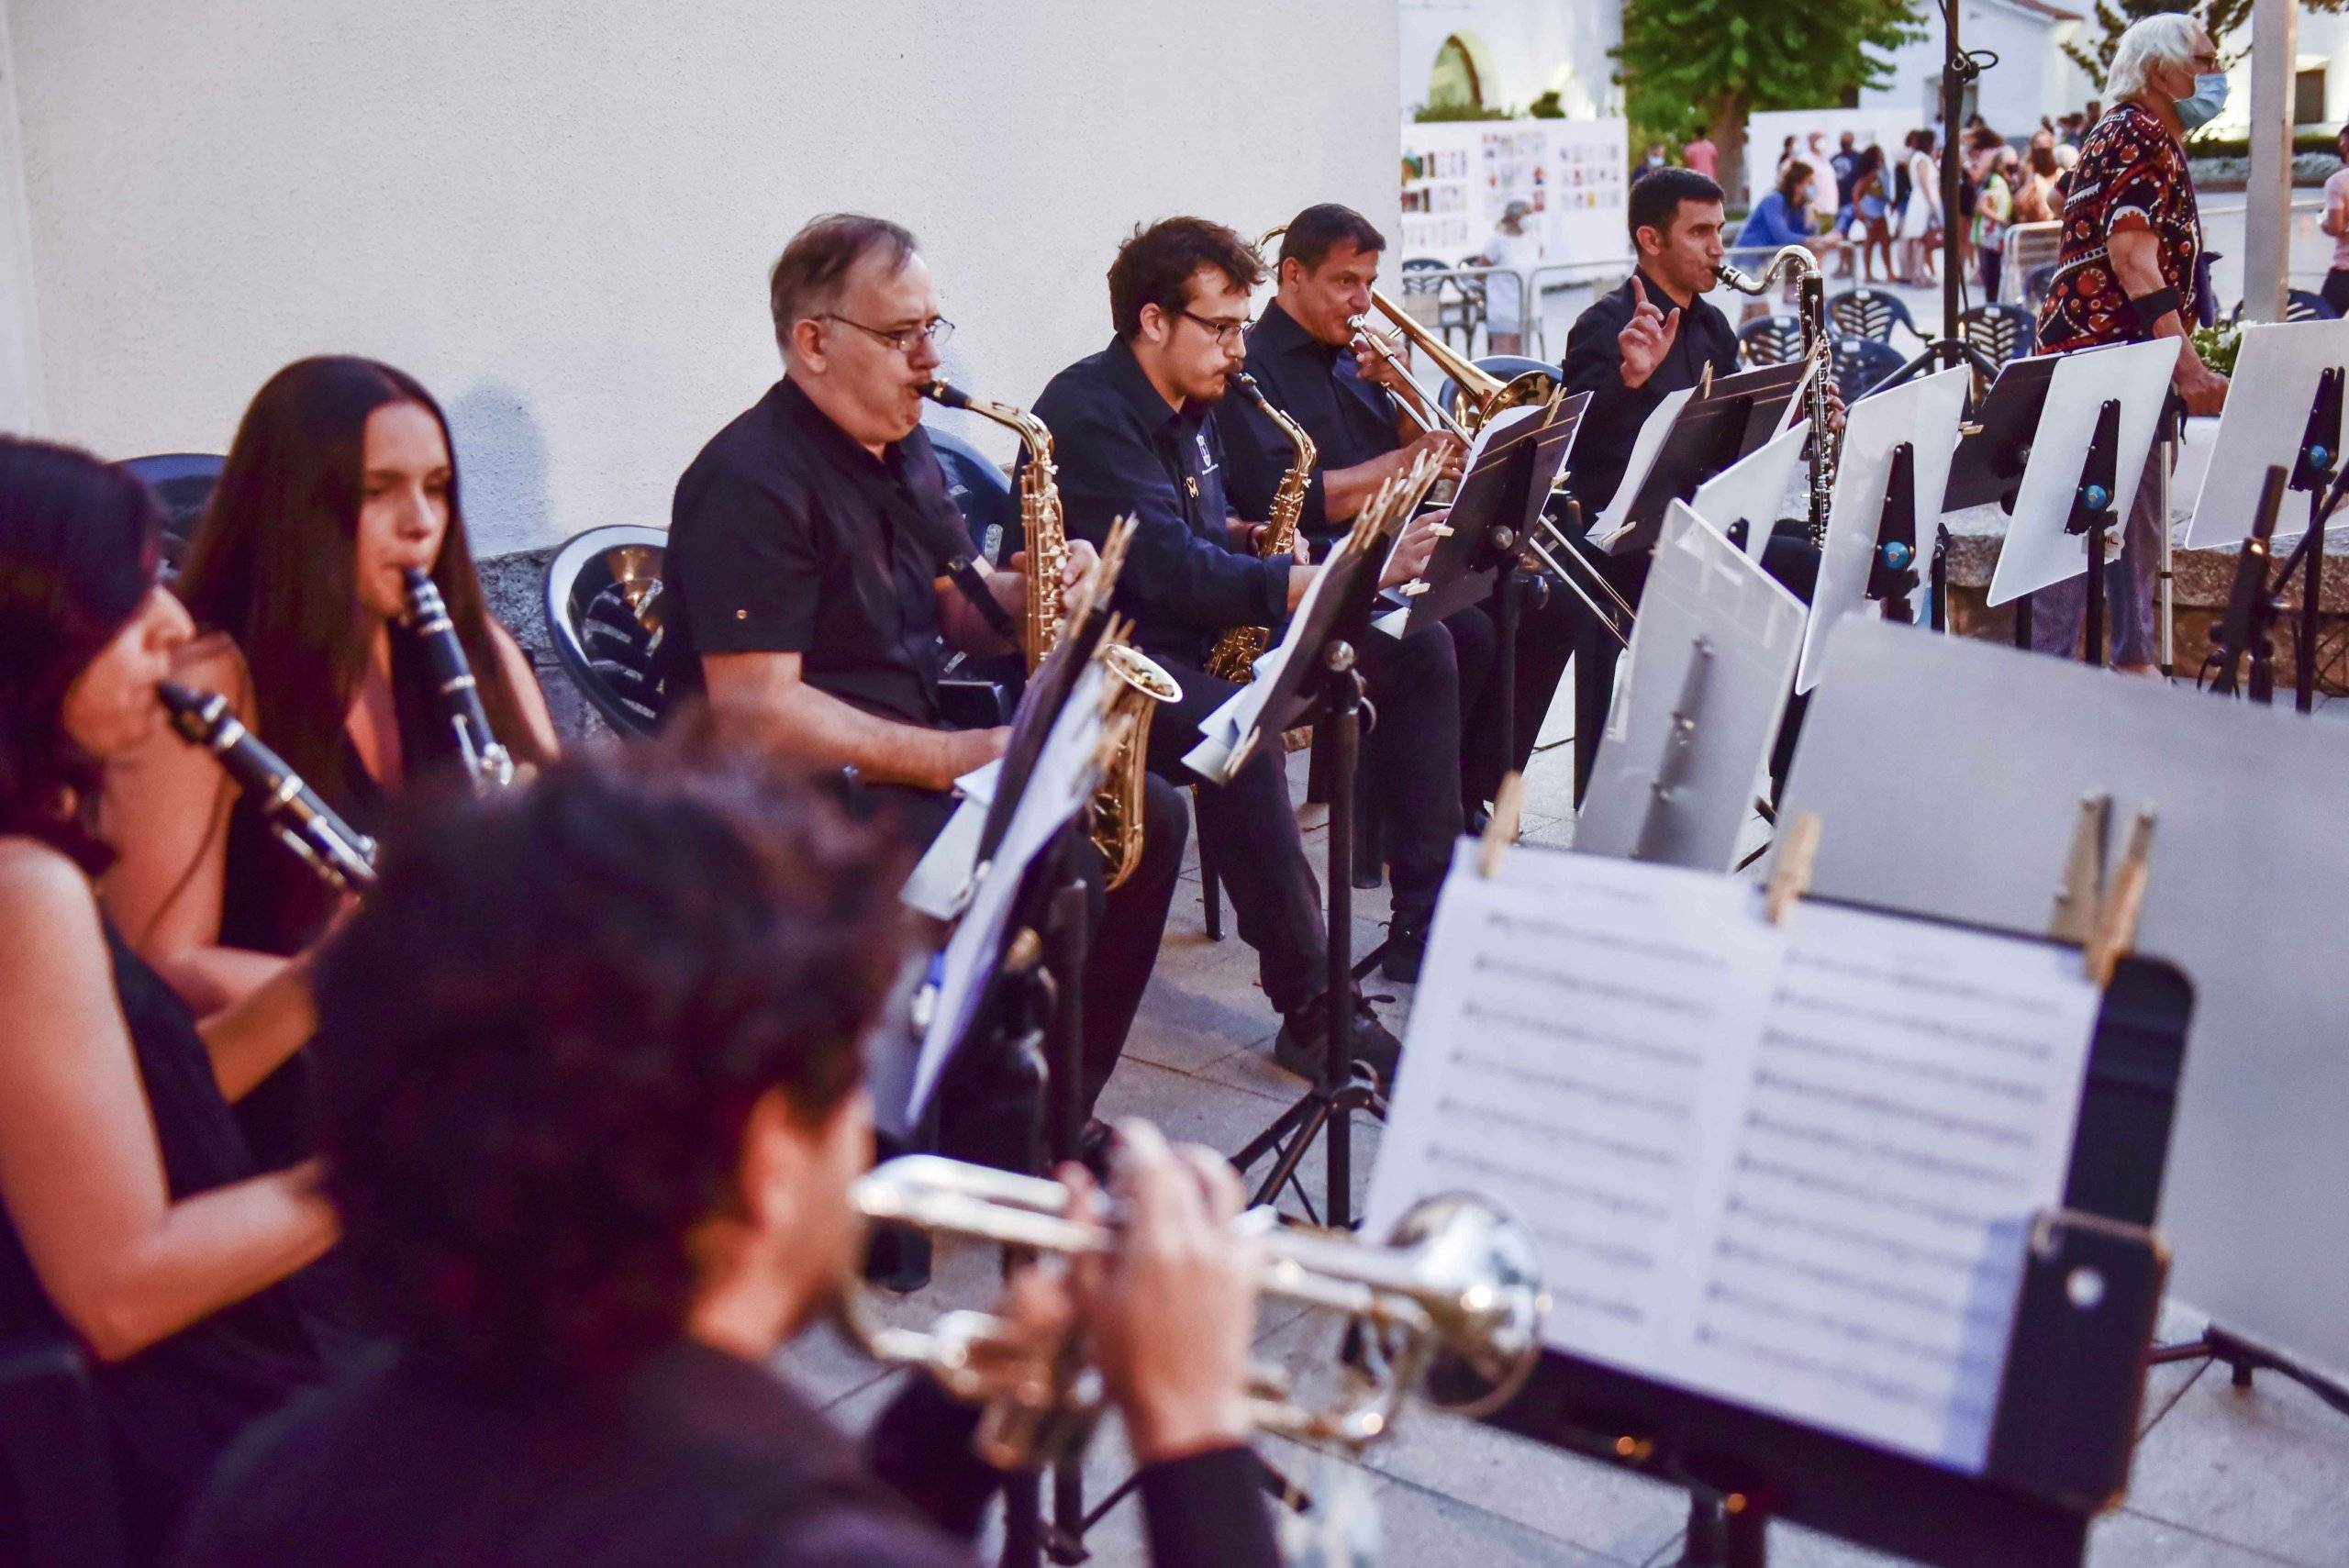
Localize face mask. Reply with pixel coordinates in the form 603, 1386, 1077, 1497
2176, 71, 2228, 131
1648, 155, 1665, 167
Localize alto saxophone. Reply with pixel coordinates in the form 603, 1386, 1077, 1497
1715, 246, 1835, 544
1205, 373, 1317, 684
922, 380, 1181, 889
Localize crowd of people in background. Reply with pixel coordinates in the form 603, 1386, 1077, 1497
1629, 107, 2092, 300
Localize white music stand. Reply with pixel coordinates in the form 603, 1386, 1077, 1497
1781, 617, 2349, 1387
1796, 367, 1967, 695
1985, 339, 2176, 608
2185, 317, 2349, 548
1690, 420, 1809, 562
1575, 502, 1805, 871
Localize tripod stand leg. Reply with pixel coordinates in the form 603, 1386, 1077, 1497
1323, 651, 1361, 1231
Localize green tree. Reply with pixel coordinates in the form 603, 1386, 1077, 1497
2064, 0, 2346, 83
1614, 0, 1925, 203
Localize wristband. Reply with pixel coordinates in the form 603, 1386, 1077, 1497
2128, 285, 2182, 330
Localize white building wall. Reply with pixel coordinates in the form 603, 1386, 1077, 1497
0, 5, 39, 434
1863, 1, 2095, 139
1399, 0, 1622, 119
5, 0, 1397, 557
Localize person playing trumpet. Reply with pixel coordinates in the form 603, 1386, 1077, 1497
175, 749, 1282, 1568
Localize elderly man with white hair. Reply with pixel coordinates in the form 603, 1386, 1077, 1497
2030, 11, 2231, 670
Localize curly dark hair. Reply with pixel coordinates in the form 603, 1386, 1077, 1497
1108, 216, 1265, 339
311, 741, 907, 1382
0, 437, 162, 873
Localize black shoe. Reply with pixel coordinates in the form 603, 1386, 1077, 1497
1273, 994, 1403, 1090
1380, 921, 1429, 984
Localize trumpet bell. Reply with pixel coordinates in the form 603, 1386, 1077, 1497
1386, 1191, 1547, 1418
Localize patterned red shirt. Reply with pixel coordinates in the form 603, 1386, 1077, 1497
2036, 102, 2201, 352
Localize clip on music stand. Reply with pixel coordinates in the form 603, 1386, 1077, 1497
1217, 512, 1397, 1229
1796, 367, 1967, 694
1460, 814, 2188, 1568
1981, 339, 2175, 666
1589, 361, 1807, 563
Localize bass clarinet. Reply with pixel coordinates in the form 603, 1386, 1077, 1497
157, 682, 377, 894
400, 567, 515, 792
1715, 246, 1835, 544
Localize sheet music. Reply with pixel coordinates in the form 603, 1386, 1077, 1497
1367, 844, 2102, 1473
1590, 388, 1696, 550
1186, 528, 1352, 783
899, 759, 1002, 920
907, 662, 1108, 1119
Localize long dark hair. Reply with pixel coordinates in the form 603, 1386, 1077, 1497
0, 438, 162, 872
177, 356, 545, 807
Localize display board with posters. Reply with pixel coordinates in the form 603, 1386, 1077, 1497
1398, 117, 1629, 268
1739, 107, 1915, 212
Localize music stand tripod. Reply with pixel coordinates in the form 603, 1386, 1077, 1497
1878, 0, 2001, 395
1230, 638, 1381, 1226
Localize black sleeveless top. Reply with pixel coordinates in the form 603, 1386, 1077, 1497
0, 919, 323, 1563
219, 636, 455, 1170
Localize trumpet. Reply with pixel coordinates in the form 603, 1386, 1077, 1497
840, 1154, 1547, 1466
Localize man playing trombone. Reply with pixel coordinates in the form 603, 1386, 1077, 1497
1216, 204, 1586, 823
178, 750, 1282, 1568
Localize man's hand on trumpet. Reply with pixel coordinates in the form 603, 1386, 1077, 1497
1065, 1121, 1263, 1463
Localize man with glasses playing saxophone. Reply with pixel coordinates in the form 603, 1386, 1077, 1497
651, 214, 1186, 1171
1026, 217, 1456, 1088
1214, 203, 1585, 841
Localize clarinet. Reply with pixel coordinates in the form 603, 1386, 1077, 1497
156, 682, 377, 894
399, 568, 514, 792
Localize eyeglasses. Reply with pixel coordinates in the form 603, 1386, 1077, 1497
1177, 308, 1252, 347
818, 314, 955, 355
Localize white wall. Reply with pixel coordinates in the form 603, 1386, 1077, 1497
6, 0, 1397, 557
1863, 0, 2093, 138
0, 4, 39, 434
1399, 0, 1622, 120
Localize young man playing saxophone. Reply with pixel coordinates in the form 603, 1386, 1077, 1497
1025, 218, 1459, 1087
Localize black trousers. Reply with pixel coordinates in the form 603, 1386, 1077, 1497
1141, 655, 1326, 1017
863, 772, 1186, 1168
1570, 521, 1821, 803
1449, 587, 1584, 810
1352, 619, 1465, 929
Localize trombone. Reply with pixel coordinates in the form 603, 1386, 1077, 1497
840, 1154, 1547, 1465
1255, 224, 1557, 439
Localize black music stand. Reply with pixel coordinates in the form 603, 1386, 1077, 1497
1945, 355, 2057, 645
1216, 523, 1394, 1229
1865, 442, 1923, 625
2206, 466, 2290, 702
2063, 400, 2123, 668
2259, 366, 2345, 711
1591, 361, 1805, 563
1473, 936, 2191, 1568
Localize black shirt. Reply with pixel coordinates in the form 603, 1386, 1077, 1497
1559, 270, 1741, 517
1213, 300, 1404, 550
659, 378, 978, 727
177, 1340, 1280, 1568
1028, 339, 1289, 666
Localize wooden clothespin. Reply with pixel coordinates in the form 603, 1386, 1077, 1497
2085, 809, 2156, 986
1698, 361, 1716, 399
1478, 771, 1528, 877
2047, 794, 2113, 946
1764, 812, 1821, 924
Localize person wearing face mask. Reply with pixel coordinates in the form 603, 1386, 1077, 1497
1733, 160, 1842, 261
2030, 12, 2231, 670
103, 358, 562, 1166
0, 438, 338, 1562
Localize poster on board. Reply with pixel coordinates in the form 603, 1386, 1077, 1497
1399, 117, 1629, 268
